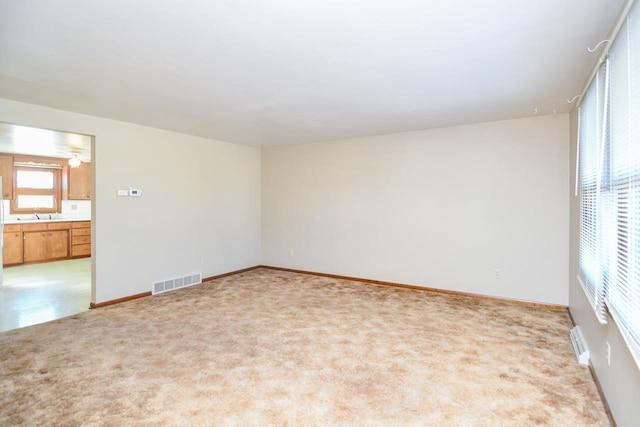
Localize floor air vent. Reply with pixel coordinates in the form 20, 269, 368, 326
153, 273, 202, 295
569, 326, 590, 365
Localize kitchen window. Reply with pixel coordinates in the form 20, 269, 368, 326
12, 166, 61, 214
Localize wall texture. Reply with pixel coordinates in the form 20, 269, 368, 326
568, 108, 640, 426
262, 114, 570, 305
0, 98, 262, 303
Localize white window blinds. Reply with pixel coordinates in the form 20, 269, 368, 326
578, 0, 640, 369
607, 1, 640, 369
578, 62, 609, 324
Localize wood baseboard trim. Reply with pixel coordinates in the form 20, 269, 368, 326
566, 308, 616, 427
202, 265, 262, 282
90, 265, 568, 312
89, 291, 151, 309
587, 361, 617, 427
259, 265, 568, 311
89, 266, 263, 309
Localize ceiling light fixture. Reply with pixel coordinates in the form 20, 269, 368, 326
68, 156, 81, 168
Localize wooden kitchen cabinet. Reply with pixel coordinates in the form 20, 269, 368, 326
47, 230, 69, 259
71, 221, 91, 257
23, 222, 70, 263
23, 231, 48, 263
0, 154, 13, 199
4, 220, 89, 266
3, 224, 23, 265
68, 162, 91, 200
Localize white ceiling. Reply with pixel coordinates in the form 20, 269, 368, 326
0, 0, 625, 147
0, 122, 92, 162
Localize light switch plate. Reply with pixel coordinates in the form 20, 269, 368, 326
129, 187, 142, 197
117, 189, 128, 196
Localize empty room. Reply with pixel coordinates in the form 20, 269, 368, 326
1, 0, 639, 425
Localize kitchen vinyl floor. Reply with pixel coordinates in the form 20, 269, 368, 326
0, 258, 91, 332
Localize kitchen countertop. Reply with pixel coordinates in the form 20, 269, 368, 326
4, 218, 91, 225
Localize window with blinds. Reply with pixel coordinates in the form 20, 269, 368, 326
578, 62, 609, 324
577, 0, 640, 369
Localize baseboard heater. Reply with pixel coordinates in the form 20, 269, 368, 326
152, 273, 202, 295
569, 326, 590, 365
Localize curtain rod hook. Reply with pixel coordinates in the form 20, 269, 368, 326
567, 94, 582, 104
588, 39, 610, 53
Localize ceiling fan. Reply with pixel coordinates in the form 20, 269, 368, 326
68, 147, 82, 168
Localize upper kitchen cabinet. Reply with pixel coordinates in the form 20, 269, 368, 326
68, 162, 91, 200
0, 153, 13, 199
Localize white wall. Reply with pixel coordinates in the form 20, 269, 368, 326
262, 114, 569, 305
568, 109, 640, 426
0, 98, 261, 303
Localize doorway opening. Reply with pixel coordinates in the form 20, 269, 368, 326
0, 122, 94, 332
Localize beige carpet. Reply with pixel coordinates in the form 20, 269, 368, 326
0, 268, 608, 425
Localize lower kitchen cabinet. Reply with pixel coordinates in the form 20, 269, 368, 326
3, 224, 23, 265
71, 221, 91, 258
47, 230, 70, 259
3, 220, 86, 266
23, 231, 48, 263
23, 229, 69, 263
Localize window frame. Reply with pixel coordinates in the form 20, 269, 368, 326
11, 165, 62, 214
